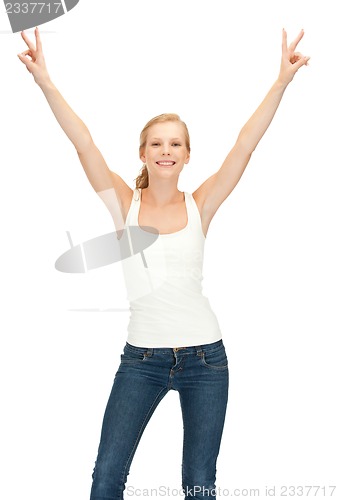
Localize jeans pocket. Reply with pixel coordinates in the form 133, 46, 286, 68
120, 343, 148, 364
201, 345, 228, 370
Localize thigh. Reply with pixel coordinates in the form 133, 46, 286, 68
93, 344, 169, 476
179, 342, 229, 473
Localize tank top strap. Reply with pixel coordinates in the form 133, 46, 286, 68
125, 188, 140, 227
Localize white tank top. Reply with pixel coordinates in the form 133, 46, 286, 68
120, 188, 222, 347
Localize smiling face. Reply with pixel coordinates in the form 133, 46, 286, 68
140, 121, 190, 181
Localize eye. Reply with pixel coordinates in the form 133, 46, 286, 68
151, 143, 160, 146
173, 143, 181, 147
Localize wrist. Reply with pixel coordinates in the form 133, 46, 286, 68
37, 76, 54, 91
273, 77, 289, 93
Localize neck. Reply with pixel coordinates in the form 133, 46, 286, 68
141, 180, 183, 206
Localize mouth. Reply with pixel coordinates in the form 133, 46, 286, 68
156, 161, 176, 168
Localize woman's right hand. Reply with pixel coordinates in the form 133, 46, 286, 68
17, 27, 50, 86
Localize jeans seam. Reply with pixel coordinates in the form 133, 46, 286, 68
119, 385, 169, 492
201, 352, 228, 370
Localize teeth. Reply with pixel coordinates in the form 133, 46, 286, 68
157, 162, 175, 165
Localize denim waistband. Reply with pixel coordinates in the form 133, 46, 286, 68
125, 339, 224, 356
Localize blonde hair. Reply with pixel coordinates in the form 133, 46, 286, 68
134, 113, 191, 189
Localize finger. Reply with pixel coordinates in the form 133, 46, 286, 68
289, 29, 304, 53
35, 26, 43, 53
290, 51, 310, 66
21, 30, 36, 52
18, 49, 35, 60
18, 49, 36, 63
282, 28, 288, 56
290, 51, 303, 64
17, 52, 34, 71
292, 54, 310, 72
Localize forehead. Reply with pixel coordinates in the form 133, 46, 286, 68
148, 121, 185, 139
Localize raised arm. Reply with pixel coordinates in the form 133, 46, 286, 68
17, 27, 132, 227
193, 29, 310, 224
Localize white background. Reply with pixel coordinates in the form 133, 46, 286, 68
1, 0, 336, 498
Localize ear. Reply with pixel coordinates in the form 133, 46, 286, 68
184, 153, 190, 165
140, 149, 146, 163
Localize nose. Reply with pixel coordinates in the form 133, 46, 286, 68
161, 144, 171, 155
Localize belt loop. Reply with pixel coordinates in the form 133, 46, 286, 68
196, 345, 203, 357
145, 348, 153, 358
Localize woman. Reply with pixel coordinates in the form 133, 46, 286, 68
17, 27, 309, 499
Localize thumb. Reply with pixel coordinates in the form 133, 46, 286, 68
293, 55, 310, 72
17, 52, 35, 73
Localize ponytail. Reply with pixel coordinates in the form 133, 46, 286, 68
135, 163, 149, 189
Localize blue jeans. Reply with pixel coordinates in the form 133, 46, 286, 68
90, 339, 229, 500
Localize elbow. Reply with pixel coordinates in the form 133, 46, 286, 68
236, 133, 255, 157
76, 134, 94, 155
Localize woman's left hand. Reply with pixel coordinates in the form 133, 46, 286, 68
278, 29, 310, 86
